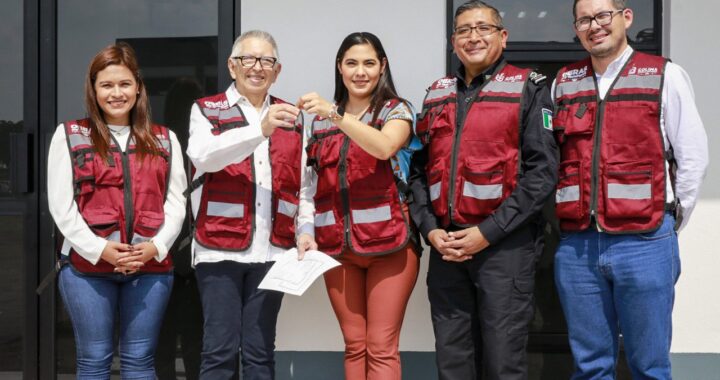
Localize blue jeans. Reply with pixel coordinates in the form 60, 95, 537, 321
58, 266, 173, 380
555, 214, 680, 380
195, 261, 284, 380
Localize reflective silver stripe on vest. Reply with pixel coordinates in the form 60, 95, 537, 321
426, 86, 455, 102
278, 199, 298, 217
206, 201, 245, 218
607, 183, 651, 200
556, 77, 595, 97
315, 211, 336, 227
351, 205, 391, 224
429, 182, 441, 201
131, 233, 152, 245
202, 108, 220, 119
68, 133, 92, 149
219, 106, 243, 121
156, 136, 171, 151
107, 231, 121, 243
462, 183, 502, 200
556, 185, 580, 203
614, 75, 662, 90
313, 118, 334, 132
481, 80, 524, 94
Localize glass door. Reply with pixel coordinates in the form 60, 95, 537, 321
0, 0, 30, 378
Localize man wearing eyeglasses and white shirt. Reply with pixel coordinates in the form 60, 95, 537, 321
552, 0, 708, 378
408, 1, 558, 379
186, 30, 306, 379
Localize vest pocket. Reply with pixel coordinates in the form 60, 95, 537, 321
555, 160, 584, 220
349, 191, 399, 247
83, 207, 122, 242
427, 159, 448, 217
203, 200, 250, 235
456, 158, 504, 218
93, 154, 124, 186
313, 194, 343, 252
133, 210, 165, 244
273, 188, 299, 239
603, 162, 653, 220
555, 103, 594, 138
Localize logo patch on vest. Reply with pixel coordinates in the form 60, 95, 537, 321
495, 73, 524, 82
435, 78, 457, 89
542, 108, 553, 131
203, 100, 229, 109
562, 66, 588, 81
628, 66, 658, 76
70, 123, 91, 136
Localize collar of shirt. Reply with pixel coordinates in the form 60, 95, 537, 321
595, 45, 634, 80
225, 84, 271, 115
455, 56, 506, 91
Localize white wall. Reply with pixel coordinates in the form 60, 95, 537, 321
244, 0, 720, 354
241, 0, 446, 351
667, 0, 720, 353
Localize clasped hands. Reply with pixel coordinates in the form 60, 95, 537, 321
101, 241, 158, 275
259, 93, 339, 137
427, 226, 490, 262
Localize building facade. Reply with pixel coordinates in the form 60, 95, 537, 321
1, 0, 717, 378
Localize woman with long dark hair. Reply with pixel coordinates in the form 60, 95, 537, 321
297, 32, 421, 379
47, 43, 186, 378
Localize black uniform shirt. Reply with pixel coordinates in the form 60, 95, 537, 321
408, 57, 559, 246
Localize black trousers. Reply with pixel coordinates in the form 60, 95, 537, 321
195, 261, 284, 380
427, 223, 542, 380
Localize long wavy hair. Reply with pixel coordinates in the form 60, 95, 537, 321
84, 42, 159, 162
333, 32, 406, 123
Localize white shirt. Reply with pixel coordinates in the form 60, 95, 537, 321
187, 84, 312, 264
47, 123, 187, 264
552, 46, 709, 230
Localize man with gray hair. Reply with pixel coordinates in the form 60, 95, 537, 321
187, 30, 304, 379
553, 0, 708, 378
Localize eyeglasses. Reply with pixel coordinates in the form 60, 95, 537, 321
454, 24, 503, 38
574, 9, 625, 31
231, 55, 278, 69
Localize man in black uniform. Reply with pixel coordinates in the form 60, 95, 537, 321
408, 1, 558, 379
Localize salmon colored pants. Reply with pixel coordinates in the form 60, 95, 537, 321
324, 243, 420, 380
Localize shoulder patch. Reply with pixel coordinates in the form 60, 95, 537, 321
529, 71, 547, 85
541, 108, 553, 131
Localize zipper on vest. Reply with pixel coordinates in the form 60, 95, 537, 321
339, 136, 352, 248
111, 134, 135, 243
590, 100, 603, 232
448, 97, 474, 223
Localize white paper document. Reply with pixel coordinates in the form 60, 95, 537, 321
258, 248, 340, 296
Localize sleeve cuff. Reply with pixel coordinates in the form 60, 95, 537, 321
153, 240, 169, 262
419, 219, 439, 244
478, 216, 506, 246
86, 237, 108, 265
297, 223, 315, 238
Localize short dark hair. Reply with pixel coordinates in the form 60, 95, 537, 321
454, 1, 504, 29
573, 0, 627, 19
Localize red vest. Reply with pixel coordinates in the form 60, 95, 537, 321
63, 118, 173, 274
307, 99, 411, 256
193, 92, 302, 250
416, 63, 529, 227
554, 52, 668, 233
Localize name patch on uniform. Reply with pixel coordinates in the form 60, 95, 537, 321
542, 108, 553, 131
561, 66, 588, 81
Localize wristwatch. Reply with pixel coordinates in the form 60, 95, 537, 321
328, 104, 345, 122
